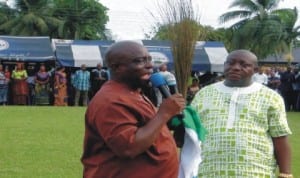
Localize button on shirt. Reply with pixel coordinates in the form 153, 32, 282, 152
73, 70, 90, 91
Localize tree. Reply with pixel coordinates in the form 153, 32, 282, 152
149, 23, 217, 41
0, 2, 16, 35
272, 7, 300, 63
0, 0, 109, 40
212, 27, 235, 51
0, 0, 62, 36
149, 21, 235, 53
53, 0, 109, 39
219, 0, 298, 59
145, 23, 171, 40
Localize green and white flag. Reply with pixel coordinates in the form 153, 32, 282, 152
172, 106, 206, 178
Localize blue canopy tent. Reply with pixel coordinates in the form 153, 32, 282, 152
0, 36, 54, 62
141, 40, 173, 68
53, 39, 228, 71
53, 39, 114, 67
142, 40, 228, 72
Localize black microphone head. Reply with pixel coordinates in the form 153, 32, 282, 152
150, 73, 167, 87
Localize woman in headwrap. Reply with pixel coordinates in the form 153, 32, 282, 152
35, 64, 50, 105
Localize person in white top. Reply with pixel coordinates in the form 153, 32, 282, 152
191, 49, 292, 178
252, 67, 268, 85
154, 63, 178, 107
158, 63, 177, 94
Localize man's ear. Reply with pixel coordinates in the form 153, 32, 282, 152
111, 63, 126, 73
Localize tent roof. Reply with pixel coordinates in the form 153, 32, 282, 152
142, 40, 228, 72
0, 36, 54, 62
53, 39, 228, 71
53, 39, 114, 67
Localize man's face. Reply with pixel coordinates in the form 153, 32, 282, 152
118, 45, 153, 89
224, 53, 256, 86
16, 63, 22, 70
40, 66, 46, 72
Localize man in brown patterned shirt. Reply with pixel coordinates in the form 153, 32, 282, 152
81, 41, 185, 178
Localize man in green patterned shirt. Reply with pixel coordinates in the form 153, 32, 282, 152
191, 50, 292, 178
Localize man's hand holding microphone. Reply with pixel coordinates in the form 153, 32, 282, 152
150, 73, 185, 123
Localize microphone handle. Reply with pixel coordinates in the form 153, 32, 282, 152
168, 85, 178, 95
158, 85, 171, 98
158, 85, 184, 120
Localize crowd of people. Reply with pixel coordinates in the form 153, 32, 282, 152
0, 62, 109, 106
251, 65, 300, 111
0, 60, 299, 112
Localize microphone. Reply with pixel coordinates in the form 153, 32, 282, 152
150, 72, 184, 125
165, 72, 178, 94
150, 73, 183, 117
150, 73, 171, 98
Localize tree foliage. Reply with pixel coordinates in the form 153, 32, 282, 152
0, 0, 61, 36
219, 0, 300, 60
0, 0, 109, 40
0, 2, 16, 34
53, 0, 109, 39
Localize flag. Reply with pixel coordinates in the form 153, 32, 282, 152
171, 105, 206, 178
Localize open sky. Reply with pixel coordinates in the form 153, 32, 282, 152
98, 0, 300, 40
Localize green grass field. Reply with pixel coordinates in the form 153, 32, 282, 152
0, 107, 299, 178
0, 107, 86, 178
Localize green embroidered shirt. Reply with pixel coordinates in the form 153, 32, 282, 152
191, 82, 291, 178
